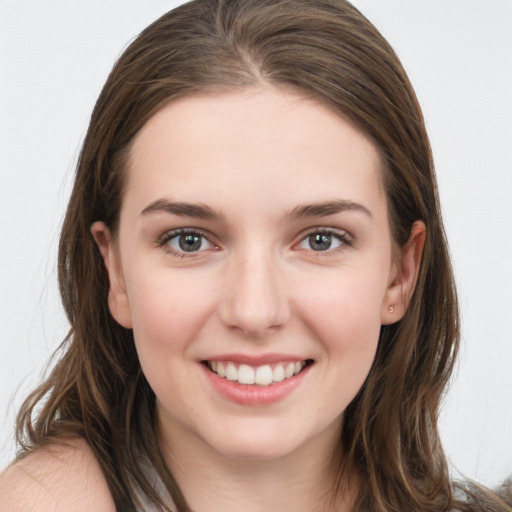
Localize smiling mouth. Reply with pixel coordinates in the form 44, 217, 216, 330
203, 360, 313, 386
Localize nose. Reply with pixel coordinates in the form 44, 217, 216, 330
218, 249, 291, 337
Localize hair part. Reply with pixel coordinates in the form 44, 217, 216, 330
15, 1, 510, 511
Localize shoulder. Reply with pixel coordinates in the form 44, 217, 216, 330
0, 438, 115, 512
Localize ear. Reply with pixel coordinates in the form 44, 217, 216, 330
91, 221, 133, 329
381, 220, 426, 325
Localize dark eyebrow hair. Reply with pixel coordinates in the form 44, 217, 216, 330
140, 199, 220, 220
288, 200, 372, 220
141, 198, 371, 222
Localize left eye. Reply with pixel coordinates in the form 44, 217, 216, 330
298, 231, 345, 252
165, 230, 213, 253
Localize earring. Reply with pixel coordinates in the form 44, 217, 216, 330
388, 305, 394, 313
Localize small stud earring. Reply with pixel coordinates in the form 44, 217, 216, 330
389, 305, 394, 313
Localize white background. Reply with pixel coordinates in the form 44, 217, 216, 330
0, 0, 511, 488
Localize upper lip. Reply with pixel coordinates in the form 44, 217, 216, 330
200, 353, 310, 365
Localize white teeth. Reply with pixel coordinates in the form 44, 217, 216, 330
273, 364, 285, 382
226, 362, 237, 381
238, 364, 255, 384
208, 360, 308, 386
255, 365, 274, 386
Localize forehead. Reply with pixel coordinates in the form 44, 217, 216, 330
123, 87, 385, 218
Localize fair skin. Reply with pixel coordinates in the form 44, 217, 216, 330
0, 438, 115, 511
0, 87, 424, 511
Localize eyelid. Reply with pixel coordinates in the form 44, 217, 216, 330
294, 226, 353, 251
158, 227, 219, 257
156, 225, 352, 258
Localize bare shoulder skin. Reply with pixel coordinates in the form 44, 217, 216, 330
0, 438, 115, 512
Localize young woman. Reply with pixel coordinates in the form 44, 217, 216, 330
0, 1, 509, 511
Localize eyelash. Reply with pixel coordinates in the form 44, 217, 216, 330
158, 228, 218, 258
158, 227, 352, 258
297, 227, 353, 253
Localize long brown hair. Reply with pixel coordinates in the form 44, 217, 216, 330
15, 1, 510, 511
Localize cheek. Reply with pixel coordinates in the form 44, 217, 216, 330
299, 266, 385, 331
125, 268, 217, 361
295, 268, 386, 373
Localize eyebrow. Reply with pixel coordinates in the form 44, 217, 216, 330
141, 199, 221, 220
288, 200, 372, 220
140, 198, 371, 221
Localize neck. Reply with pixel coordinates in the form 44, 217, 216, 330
157, 416, 352, 512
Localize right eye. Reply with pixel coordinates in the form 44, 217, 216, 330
161, 229, 215, 256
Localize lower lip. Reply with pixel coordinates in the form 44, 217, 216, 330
201, 363, 311, 406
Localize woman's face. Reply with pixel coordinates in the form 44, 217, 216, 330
94, 88, 417, 462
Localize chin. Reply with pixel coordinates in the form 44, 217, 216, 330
199, 416, 335, 463
214, 438, 300, 461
